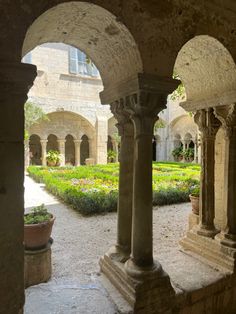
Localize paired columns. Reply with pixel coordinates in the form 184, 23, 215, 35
57, 139, 66, 166
214, 105, 236, 248
194, 109, 220, 237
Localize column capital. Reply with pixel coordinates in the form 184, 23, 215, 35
194, 108, 221, 138
74, 139, 82, 144
214, 104, 236, 137
57, 139, 66, 144
0, 62, 37, 97
40, 139, 48, 144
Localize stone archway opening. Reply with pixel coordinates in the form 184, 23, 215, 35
80, 134, 89, 165
65, 134, 75, 166
47, 134, 58, 152
29, 134, 42, 165
22, 1, 143, 94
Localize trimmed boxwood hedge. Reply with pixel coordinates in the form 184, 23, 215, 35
28, 162, 200, 215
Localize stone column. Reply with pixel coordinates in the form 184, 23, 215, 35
0, 62, 37, 314
110, 101, 134, 261
214, 104, 236, 247
40, 139, 48, 166
123, 91, 174, 274
74, 139, 82, 166
194, 136, 198, 163
194, 109, 220, 237
57, 139, 66, 166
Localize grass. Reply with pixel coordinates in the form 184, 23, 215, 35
27, 162, 200, 215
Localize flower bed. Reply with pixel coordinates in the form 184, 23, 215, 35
28, 162, 200, 215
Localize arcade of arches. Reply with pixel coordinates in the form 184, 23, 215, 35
2, 1, 236, 313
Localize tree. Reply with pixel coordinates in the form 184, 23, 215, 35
170, 73, 186, 101
24, 102, 49, 139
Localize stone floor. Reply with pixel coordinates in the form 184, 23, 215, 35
24, 174, 228, 313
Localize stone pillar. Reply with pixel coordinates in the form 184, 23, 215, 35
0, 62, 37, 314
214, 104, 236, 247
194, 136, 198, 163
57, 139, 66, 166
24, 139, 30, 167
95, 116, 108, 164
194, 109, 220, 237
109, 102, 134, 261
40, 139, 48, 166
74, 139, 82, 166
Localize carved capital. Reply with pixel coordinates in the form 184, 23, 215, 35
214, 104, 236, 138
194, 108, 221, 139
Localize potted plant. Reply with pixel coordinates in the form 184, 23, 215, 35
46, 150, 61, 166
24, 204, 55, 250
172, 146, 183, 162
107, 149, 117, 163
183, 147, 194, 162
189, 184, 200, 215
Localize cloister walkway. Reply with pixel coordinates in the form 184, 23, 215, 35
24, 174, 224, 313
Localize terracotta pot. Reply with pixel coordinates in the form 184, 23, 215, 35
47, 160, 57, 167
189, 194, 199, 215
24, 215, 55, 250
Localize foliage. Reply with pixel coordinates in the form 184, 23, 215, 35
46, 150, 61, 165
24, 204, 52, 224
190, 183, 200, 197
183, 148, 194, 159
170, 73, 186, 101
172, 147, 183, 158
154, 119, 166, 132
24, 102, 49, 138
28, 162, 200, 215
107, 150, 117, 163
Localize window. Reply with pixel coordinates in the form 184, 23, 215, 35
69, 47, 99, 77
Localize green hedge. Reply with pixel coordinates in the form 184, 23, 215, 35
28, 162, 200, 215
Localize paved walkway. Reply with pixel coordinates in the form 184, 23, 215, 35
24, 174, 225, 313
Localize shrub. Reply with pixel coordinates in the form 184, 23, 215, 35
27, 162, 200, 215
24, 204, 52, 224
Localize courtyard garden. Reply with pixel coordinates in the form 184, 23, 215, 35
28, 162, 200, 215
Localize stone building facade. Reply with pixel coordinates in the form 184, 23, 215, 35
2, 1, 236, 313
24, 43, 198, 166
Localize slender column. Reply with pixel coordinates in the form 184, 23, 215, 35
0, 62, 37, 314
194, 109, 220, 237
109, 103, 134, 261
214, 104, 236, 247
74, 139, 82, 166
122, 90, 177, 274
57, 139, 66, 166
24, 139, 30, 167
40, 139, 48, 166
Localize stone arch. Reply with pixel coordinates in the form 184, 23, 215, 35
29, 134, 42, 165
174, 35, 236, 110
47, 134, 58, 152
30, 111, 95, 141
80, 134, 89, 165
22, 1, 143, 92
173, 134, 183, 148
65, 134, 75, 166
170, 114, 197, 141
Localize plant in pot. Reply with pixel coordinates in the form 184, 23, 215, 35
46, 150, 61, 166
24, 204, 55, 250
172, 146, 183, 162
189, 184, 200, 215
183, 147, 194, 162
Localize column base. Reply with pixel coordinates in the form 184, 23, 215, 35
196, 224, 219, 238
188, 212, 199, 230
180, 229, 236, 272
100, 252, 175, 313
216, 232, 236, 248
107, 245, 130, 263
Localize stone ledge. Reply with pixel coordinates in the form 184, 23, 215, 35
179, 229, 236, 272
100, 253, 175, 313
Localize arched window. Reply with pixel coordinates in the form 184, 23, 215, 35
80, 135, 89, 165
65, 134, 75, 165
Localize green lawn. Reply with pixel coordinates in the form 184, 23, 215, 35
28, 162, 200, 215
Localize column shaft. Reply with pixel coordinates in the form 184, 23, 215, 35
194, 109, 220, 237
58, 139, 66, 166
74, 140, 81, 166
131, 117, 154, 266
116, 121, 134, 258
40, 140, 47, 166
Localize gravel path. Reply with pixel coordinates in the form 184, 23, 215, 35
24, 174, 194, 313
